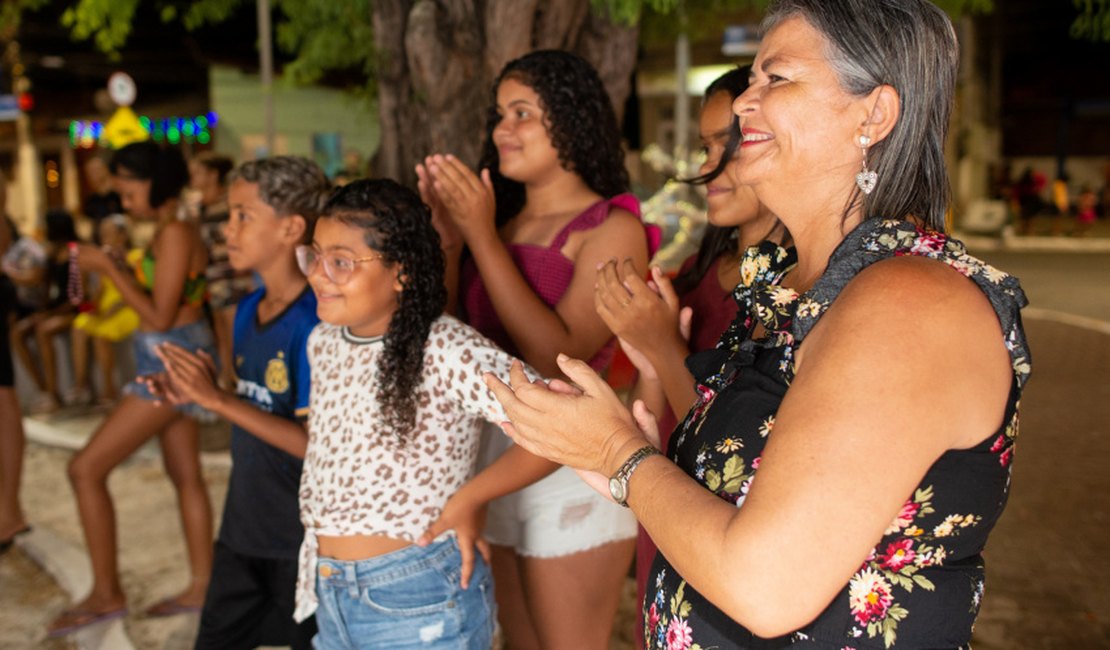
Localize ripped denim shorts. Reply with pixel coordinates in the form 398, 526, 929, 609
313, 535, 495, 649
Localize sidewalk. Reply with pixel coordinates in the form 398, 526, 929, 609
0, 415, 231, 650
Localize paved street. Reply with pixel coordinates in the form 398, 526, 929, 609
1, 245, 1108, 649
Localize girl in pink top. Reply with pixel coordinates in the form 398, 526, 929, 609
418, 50, 656, 650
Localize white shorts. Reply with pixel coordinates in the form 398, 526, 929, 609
477, 424, 638, 558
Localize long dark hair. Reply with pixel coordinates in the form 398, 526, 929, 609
321, 179, 447, 438
673, 66, 750, 296
478, 50, 630, 227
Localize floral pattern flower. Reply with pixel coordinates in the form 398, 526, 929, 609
646, 218, 1030, 650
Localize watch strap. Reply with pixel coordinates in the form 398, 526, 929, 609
612, 444, 661, 507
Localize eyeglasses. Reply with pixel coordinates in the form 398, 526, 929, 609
295, 245, 384, 285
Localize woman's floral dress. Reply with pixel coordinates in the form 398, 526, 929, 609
643, 219, 1031, 650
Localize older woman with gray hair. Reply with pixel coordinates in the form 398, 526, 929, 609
486, 1, 1031, 648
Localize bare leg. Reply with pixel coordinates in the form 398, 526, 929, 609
521, 539, 636, 650
35, 313, 75, 400
489, 544, 541, 650
71, 327, 90, 393
0, 388, 28, 539
11, 316, 46, 392
60, 395, 179, 615
157, 415, 212, 608
92, 337, 118, 401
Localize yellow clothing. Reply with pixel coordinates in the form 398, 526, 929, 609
73, 250, 141, 342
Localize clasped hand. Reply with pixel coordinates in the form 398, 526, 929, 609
594, 259, 691, 380
142, 342, 223, 410
484, 355, 659, 479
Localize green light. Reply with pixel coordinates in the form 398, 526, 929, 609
139, 116, 150, 130
167, 128, 180, 144
196, 116, 208, 129
197, 131, 211, 145
183, 122, 195, 136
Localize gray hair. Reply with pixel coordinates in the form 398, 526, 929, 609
229, 156, 331, 225
763, 0, 958, 230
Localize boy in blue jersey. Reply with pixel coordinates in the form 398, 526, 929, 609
154, 156, 329, 649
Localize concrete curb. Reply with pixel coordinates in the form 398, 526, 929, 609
16, 529, 135, 650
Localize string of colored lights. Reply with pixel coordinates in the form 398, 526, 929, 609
68, 112, 219, 148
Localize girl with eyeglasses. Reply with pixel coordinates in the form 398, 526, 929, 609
291, 178, 555, 649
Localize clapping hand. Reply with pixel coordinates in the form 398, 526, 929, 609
154, 343, 224, 410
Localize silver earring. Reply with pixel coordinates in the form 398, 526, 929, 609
855, 135, 877, 195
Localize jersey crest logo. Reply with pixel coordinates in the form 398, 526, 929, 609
265, 352, 289, 394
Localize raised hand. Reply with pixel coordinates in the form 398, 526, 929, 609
423, 154, 497, 243
416, 157, 462, 251
595, 261, 684, 360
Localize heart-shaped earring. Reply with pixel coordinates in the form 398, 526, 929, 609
856, 135, 877, 194
856, 170, 877, 195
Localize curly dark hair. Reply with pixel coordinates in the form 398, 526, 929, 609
478, 49, 630, 226
321, 179, 447, 439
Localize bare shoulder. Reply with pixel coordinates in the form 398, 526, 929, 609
800, 255, 1012, 446
835, 255, 1001, 333
579, 206, 646, 254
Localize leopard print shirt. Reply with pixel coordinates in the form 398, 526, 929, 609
294, 314, 527, 621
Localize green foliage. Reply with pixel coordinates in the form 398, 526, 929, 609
1072, 0, 1110, 41
274, 0, 376, 92
59, 0, 140, 55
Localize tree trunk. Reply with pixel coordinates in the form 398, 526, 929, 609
371, 1, 640, 187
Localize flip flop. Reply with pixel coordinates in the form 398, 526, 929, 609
0, 525, 32, 556
144, 597, 202, 618
46, 606, 128, 638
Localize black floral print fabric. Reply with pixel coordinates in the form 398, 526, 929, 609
644, 219, 1030, 649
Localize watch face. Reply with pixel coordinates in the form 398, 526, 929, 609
609, 477, 625, 503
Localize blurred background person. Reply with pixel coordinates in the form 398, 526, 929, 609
189, 151, 251, 389
68, 215, 140, 407
7, 209, 79, 414
0, 170, 31, 554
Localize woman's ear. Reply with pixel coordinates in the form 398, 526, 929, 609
859, 84, 901, 145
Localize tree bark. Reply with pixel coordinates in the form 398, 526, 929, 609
371, 1, 640, 187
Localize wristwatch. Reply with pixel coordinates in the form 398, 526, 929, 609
608, 445, 661, 507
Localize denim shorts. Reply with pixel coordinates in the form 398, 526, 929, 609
313, 536, 495, 650
123, 319, 218, 421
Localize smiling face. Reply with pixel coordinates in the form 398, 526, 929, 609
699, 91, 763, 229
491, 77, 562, 184
733, 16, 868, 205
306, 216, 402, 338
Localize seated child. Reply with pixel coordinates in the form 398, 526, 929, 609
153, 156, 331, 649
6, 209, 79, 413
70, 215, 141, 406
294, 178, 556, 649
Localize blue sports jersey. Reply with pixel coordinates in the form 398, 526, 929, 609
218, 285, 318, 558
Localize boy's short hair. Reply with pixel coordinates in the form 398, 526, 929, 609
229, 157, 330, 239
